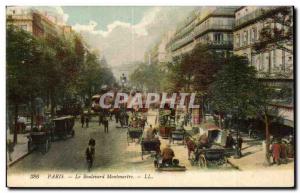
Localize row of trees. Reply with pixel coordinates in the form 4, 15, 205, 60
129, 7, 293, 164
7, 25, 115, 143
129, 45, 278, 164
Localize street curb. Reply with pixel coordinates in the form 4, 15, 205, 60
227, 159, 241, 171
8, 151, 32, 168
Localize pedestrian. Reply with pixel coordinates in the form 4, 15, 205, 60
115, 111, 119, 124
248, 123, 253, 138
85, 114, 89, 128
125, 112, 129, 126
287, 135, 294, 158
280, 139, 288, 164
98, 112, 103, 126
271, 139, 281, 165
7, 139, 14, 161
185, 137, 196, 160
86, 138, 95, 171
225, 133, 235, 148
237, 136, 243, 157
109, 110, 113, 121
80, 113, 85, 128
103, 116, 109, 133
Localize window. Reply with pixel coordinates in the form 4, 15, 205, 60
243, 30, 248, 46
235, 34, 241, 48
282, 50, 285, 71
251, 27, 257, 43
272, 50, 276, 68
19, 25, 27, 31
259, 54, 264, 71
214, 33, 223, 44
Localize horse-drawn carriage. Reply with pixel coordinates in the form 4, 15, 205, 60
190, 146, 235, 168
52, 116, 75, 140
158, 109, 176, 139
169, 129, 186, 144
141, 139, 161, 160
127, 127, 143, 145
27, 131, 52, 154
56, 100, 82, 117
188, 126, 235, 168
155, 158, 187, 172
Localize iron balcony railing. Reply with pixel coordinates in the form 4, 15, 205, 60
194, 24, 234, 38
235, 7, 278, 28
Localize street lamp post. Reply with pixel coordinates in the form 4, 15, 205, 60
120, 73, 127, 89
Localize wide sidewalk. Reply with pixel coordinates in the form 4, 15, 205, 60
227, 139, 294, 171
7, 131, 30, 166
147, 108, 294, 171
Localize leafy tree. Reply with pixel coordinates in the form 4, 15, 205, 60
252, 80, 289, 165
210, 55, 259, 129
130, 63, 163, 92
6, 26, 44, 143
254, 7, 293, 54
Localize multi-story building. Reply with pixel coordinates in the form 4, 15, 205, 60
144, 30, 175, 70
233, 6, 294, 130
166, 7, 238, 58
6, 6, 72, 38
234, 6, 293, 78
162, 7, 237, 126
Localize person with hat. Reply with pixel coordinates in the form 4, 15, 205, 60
161, 144, 175, 166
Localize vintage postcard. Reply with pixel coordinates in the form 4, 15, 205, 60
6, 6, 295, 188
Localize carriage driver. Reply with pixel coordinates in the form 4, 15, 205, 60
161, 144, 175, 166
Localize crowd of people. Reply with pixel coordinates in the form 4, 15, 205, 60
270, 136, 294, 165
79, 107, 294, 171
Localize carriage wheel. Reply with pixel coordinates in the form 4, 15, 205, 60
199, 154, 207, 168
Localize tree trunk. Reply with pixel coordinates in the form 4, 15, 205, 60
50, 91, 56, 117
264, 113, 271, 165
30, 96, 34, 130
219, 114, 222, 129
201, 95, 206, 123
13, 104, 18, 144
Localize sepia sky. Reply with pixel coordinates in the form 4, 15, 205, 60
25, 6, 196, 76
61, 6, 195, 76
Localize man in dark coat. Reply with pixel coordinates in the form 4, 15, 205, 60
85, 115, 90, 128
237, 136, 243, 157
80, 113, 85, 128
225, 133, 235, 148
86, 138, 95, 171
103, 116, 109, 133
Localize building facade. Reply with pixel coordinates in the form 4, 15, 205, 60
233, 6, 294, 130
166, 7, 238, 58
6, 6, 72, 38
